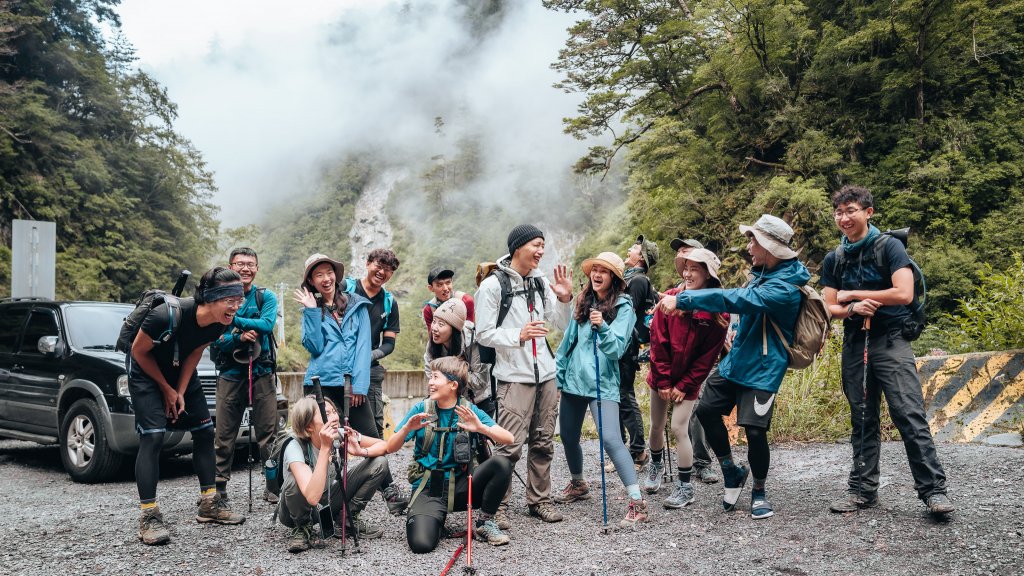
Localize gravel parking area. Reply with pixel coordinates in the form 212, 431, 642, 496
0, 438, 1021, 575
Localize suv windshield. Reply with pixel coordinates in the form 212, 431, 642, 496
64, 304, 134, 349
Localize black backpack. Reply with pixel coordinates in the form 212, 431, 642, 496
115, 291, 186, 367
625, 273, 658, 347
209, 287, 278, 372
263, 429, 309, 498
832, 227, 927, 340
476, 268, 547, 365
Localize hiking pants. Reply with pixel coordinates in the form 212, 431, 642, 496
842, 326, 948, 500
494, 378, 559, 507
559, 391, 638, 490
649, 395, 697, 469
215, 372, 278, 484
406, 456, 513, 554
617, 355, 646, 458
690, 387, 713, 470
277, 455, 388, 528
369, 365, 386, 438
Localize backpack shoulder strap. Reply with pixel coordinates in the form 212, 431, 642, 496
382, 289, 393, 330
343, 277, 357, 294
494, 270, 514, 328
255, 287, 265, 311
872, 233, 894, 281
162, 295, 183, 367
417, 400, 437, 458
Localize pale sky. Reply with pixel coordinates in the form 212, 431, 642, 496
113, 1, 589, 227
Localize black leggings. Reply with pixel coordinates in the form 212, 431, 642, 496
696, 403, 771, 480
406, 455, 513, 554
136, 425, 216, 503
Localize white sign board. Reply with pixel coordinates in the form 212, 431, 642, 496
11, 219, 56, 299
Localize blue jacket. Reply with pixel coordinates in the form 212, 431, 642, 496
555, 295, 635, 403
211, 285, 278, 381
301, 293, 372, 394
674, 258, 809, 393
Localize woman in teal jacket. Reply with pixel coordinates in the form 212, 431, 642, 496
294, 253, 373, 434
553, 252, 646, 529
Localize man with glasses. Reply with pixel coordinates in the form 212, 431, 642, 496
210, 248, 281, 503
820, 185, 953, 518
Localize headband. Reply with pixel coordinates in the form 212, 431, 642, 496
442, 371, 465, 388
203, 283, 244, 302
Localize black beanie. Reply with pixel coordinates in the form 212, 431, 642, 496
507, 224, 545, 256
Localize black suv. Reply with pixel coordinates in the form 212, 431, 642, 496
0, 298, 287, 482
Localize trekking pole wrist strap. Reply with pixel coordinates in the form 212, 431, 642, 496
847, 302, 857, 317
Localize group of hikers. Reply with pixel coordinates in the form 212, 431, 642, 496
124, 184, 955, 554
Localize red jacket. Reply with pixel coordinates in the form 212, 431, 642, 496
422, 292, 475, 330
647, 287, 729, 400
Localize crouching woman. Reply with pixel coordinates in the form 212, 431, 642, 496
359, 356, 514, 553
278, 396, 389, 553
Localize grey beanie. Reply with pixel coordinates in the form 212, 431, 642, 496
507, 224, 545, 256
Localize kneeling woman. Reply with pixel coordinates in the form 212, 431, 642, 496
359, 356, 514, 553
554, 252, 646, 528
278, 396, 390, 553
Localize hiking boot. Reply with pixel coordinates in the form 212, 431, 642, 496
642, 461, 664, 494
475, 518, 510, 546
604, 460, 616, 473
829, 492, 879, 513
196, 493, 246, 525
618, 498, 648, 529
286, 524, 316, 553
721, 462, 749, 512
632, 450, 650, 469
138, 507, 170, 546
345, 513, 383, 540
382, 484, 409, 516
493, 507, 512, 530
528, 502, 563, 523
751, 491, 774, 519
695, 466, 720, 484
262, 488, 279, 504
664, 480, 695, 509
926, 493, 954, 517
553, 479, 591, 504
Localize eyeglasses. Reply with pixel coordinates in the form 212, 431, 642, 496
223, 297, 244, 307
833, 207, 866, 219
230, 261, 258, 270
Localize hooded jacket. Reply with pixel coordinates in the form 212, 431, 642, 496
555, 294, 635, 402
301, 292, 372, 394
647, 286, 729, 399
474, 255, 571, 384
423, 320, 492, 404
674, 258, 809, 393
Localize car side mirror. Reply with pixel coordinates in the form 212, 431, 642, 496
37, 335, 64, 356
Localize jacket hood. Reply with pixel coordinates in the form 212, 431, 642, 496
496, 254, 545, 280
343, 291, 370, 319
752, 258, 810, 287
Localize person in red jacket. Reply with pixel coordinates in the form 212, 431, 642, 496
643, 248, 729, 509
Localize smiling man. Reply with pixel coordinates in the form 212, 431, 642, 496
209, 247, 279, 504
820, 185, 953, 518
422, 266, 475, 332
657, 214, 808, 520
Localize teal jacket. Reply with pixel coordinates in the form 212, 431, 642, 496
674, 258, 809, 393
555, 295, 635, 403
301, 293, 372, 394
211, 285, 278, 381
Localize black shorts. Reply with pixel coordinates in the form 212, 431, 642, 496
128, 362, 211, 435
700, 368, 776, 430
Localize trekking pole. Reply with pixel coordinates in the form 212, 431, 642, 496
592, 321, 610, 534
440, 543, 466, 576
663, 420, 674, 485
247, 346, 254, 512
340, 376, 353, 555
529, 297, 540, 386
311, 377, 357, 552
858, 316, 870, 507
464, 473, 475, 575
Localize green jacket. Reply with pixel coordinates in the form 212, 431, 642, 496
555, 295, 635, 403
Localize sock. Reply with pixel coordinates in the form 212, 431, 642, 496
200, 486, 217, 500
140, 500, 158, 511
752, 477, 766, 494
477, 511, 493, 523
678, 467, 692, 484
215, 481, 227, 493
626, 484, 642, 501
651, 448, 664, 465
571, 473, 585, 481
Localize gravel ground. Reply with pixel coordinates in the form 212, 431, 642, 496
0, 438, 1021, 576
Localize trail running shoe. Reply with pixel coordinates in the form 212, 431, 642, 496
528, 502, 563, 523
642, 461, 664, 494
383, 484, 409, 516
751, 491, 774, 519
664, 481, 696, 509
345, 513, 383, 539
695, 466, 720, 484
721, 463, 749, 512
553, 479, 591, 503
138, 507, 170, 546
829, 492, 879, 513
286, 524, 317, 553
475, 518, 511, 546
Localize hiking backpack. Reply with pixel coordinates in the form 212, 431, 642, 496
343, 277, 394, 331
115, 291, 186, 367
764, 284, 831, 369
626, 273, 658, 362
209, 287, 278, 372
831, 227, 927, 340
406, 397, 488, 512
474, 266, 547, 365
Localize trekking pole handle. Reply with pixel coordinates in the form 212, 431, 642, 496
311, 376, 329, 424
172, 270, 191, 297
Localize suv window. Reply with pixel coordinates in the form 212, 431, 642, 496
20, 309, 59, 356
0, 307, 28, 353
64, 304, 132, 349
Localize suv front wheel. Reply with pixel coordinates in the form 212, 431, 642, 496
59, 398, 124, 483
